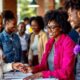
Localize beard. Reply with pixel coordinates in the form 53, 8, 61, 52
70, 20, 80, 29
73, 22, 80, 30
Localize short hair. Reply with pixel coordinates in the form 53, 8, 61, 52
64, 0, 80, 10
2, 10, 15, 23
30, 16, 44, 30
23, 17, 29, 21
47, 10, 72, 34
18, 22, 25, 27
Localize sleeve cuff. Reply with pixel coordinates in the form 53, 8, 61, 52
42, 71, 50, 78
3, 63, 13, 73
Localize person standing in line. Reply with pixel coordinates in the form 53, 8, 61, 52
64, 0, 80, 79
0, 10, 22, 63
23, 17, 33, 34
0, 14, 27, 80
17, 22, 30, 63
28, 16, 48, 66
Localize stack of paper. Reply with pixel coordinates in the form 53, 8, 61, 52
3, 72, 58, 80
35, 78, 58, 80
3, 72, 32, 80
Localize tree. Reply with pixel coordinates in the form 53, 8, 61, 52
17, 0, 36, 22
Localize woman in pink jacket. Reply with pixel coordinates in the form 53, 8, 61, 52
24, 10, 76, 80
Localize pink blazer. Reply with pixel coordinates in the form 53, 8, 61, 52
33, 34, 76, 80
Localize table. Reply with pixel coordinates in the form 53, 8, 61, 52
3, 72, 32, 80
3, 72, 58, 80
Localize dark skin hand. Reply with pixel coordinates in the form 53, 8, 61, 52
19, 65, 33, 73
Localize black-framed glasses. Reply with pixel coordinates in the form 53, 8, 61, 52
47, 25, 59, 30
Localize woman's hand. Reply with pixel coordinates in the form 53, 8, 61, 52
21, 66, 33, 73
12, 62, 34, 73
23, 72, 42, 80
12, 63, 31, 73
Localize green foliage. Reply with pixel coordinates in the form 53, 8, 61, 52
17, 0, 36, 21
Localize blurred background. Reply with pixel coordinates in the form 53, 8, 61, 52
0, 0, 65, 24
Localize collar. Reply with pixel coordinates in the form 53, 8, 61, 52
55, 34, 67, 46
38, 30, 44, 37
2, 30, 14, 38
48, 34, 67, 46
32, 30, 44, 38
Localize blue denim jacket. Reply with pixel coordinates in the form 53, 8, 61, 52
0, 30, 22, 63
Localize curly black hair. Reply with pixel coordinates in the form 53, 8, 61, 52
44, 10, 54, 26
64, 0, 80, 10
30, 16, 44, 30
45, 10, 72, 34
44, 7, 66, 26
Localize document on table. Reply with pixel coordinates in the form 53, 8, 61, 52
3, 72, 32, 80
4, 78, 58, 80
35, 78, 58, 80
3, 72, 58, 80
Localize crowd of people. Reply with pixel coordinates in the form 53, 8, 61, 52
0, 0, 80, 80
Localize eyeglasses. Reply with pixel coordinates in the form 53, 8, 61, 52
47, 25, 59, 30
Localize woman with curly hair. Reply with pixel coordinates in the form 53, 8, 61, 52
23, 10, 75, 80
